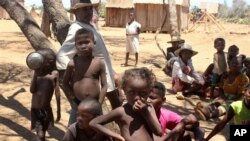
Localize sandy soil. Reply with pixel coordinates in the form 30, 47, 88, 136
1, 17, 250, 141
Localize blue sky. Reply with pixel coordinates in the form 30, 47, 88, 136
25, 0, 250, 8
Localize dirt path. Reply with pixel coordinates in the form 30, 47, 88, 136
1, 18, 250, 140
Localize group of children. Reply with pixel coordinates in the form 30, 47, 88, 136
27, 22, 250, 140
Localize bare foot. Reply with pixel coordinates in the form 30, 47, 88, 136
121, 63, 128, 67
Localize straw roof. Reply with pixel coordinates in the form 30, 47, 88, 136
133, 0, 189, 7
106, 0, 134, 8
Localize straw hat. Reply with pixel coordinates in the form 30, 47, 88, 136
167, 36, 185, 43
174, 44, 198, 57
70, 0, 99, 13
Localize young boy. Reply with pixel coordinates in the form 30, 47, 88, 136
205, 83, 250, 141
63, 28, 107, 125
30, 48, 61, 141
62, 98, 113, 141
148, 81, 204, 141
90, 67, 162, 141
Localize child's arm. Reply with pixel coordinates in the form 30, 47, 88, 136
30, 71, 37, 94
89, 108, 125, 141
62, 60, 75, 102
162, 121, 185, 141
99, 60, 108, 104
133, 99, 162, 136
53, 70, 61, 122
205, 106, 235, 141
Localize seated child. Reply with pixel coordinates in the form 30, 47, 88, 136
205, 84, 250, 141
195, 56, 249, 120
90, 67, 162, 141
148, 81, 204, 141
62, 98, 113, 141
242, 57, 250, 78
30, 48, 61, 141
63, 28, 107, 125
171, 44, 204, 97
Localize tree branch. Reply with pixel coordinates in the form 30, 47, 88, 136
0, 0, 54, 51
42, 0, 71, 45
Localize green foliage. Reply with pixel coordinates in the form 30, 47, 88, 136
98, 2, 106, 18
217, 0, 250, 24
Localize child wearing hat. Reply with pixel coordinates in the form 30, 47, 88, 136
171, 44, 204, 98
205, 83, 250, 140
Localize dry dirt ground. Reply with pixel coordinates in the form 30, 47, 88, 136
1, 17, 250, 141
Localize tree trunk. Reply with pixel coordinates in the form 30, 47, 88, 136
0, 0, 54, 51
42, 0, 71, 45
168, 0, 180, 38
41, 11, 52, 38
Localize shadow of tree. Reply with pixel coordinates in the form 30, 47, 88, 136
0, 116, 36, 140
0, 63, 32, 83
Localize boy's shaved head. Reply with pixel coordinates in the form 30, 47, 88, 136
75, 28, 95, 42
78, 97, 102, 116
152, 81, 166, 98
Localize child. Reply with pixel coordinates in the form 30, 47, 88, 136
148, 81, 204, 141
171, 44, 204, 97
243, 57, 250, 78
90, 67, 162, 141
62, 98, 113, 141
30, 48, 61, 141
63, 28, 107, 125
195, 56, 249, 120
205, 84, 250, 141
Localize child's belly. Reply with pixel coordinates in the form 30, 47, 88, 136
73, 78, 101, 101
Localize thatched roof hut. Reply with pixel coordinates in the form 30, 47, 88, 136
105, 0, 134, 27
133, 0, 190, 32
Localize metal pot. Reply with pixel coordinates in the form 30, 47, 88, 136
26, 52, 44, 70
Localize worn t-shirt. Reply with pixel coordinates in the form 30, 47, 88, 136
231, 101, 250, 125
158, 107, 183, 135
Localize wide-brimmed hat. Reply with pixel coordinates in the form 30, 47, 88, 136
70, 0, 99, 13
167, 36, 185, 43
174, 44, 198, 57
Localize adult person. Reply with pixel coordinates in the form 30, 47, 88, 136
56, 0, 121, 110
123, 12, 141, 67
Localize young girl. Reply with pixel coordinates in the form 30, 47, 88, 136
90, 67, 162, 141
195, 56, 249, 120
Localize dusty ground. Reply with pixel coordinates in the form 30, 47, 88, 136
1, 17, 250, 141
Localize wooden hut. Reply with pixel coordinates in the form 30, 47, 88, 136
105, 0, 134, 27
0, 0, 24, 19
134, 0, 190, 32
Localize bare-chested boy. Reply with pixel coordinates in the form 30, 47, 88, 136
63, 28, 107, 125
30, 48, 60, 141
90, 67, 162, 141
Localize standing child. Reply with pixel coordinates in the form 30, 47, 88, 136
62, 97, 113, 141
63, 28, 107, 125
124, 12, 141, 67
148, 81, 204, 141
205, 84, 250, 141
90, 67, 162, 141
29, 48, 61, 141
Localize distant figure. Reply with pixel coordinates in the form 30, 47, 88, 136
62, 98, 113, 141
205, 84, 250, 141
29, 48, 61, 141
163, 36, 185, 76
171, 44, 204, 98
123, 12, 141, 67
90, 67, 162, 141
63, 28, 107, 126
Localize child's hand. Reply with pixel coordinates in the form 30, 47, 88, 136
133, 97, 148, 112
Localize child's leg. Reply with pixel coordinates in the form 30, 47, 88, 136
135, 52, 138, 66
124, 53, 129, 65
68, 102, 78, 126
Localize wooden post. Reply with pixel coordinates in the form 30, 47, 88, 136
168, 0, 180, 38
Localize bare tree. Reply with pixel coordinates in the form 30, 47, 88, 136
0, 0, 70, 51
168, 0, 180, 38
